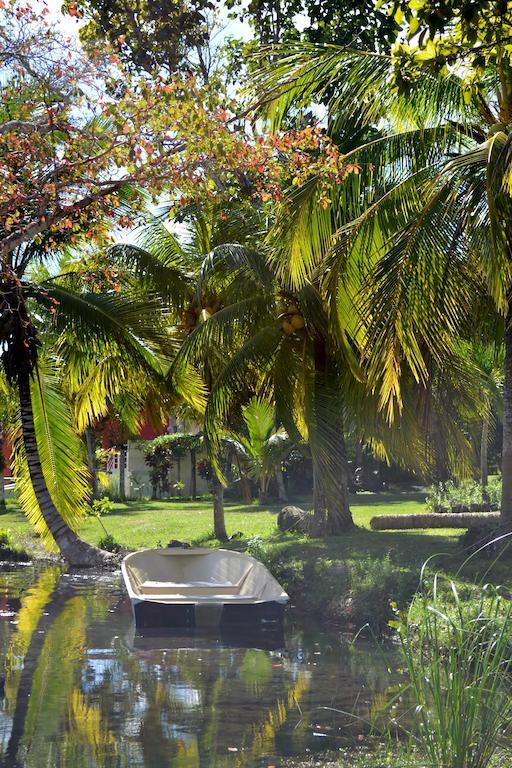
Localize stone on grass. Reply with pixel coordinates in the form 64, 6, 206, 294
278, 506, 312, 534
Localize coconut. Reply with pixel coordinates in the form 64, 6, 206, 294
489, 122, 507, 136
282, 320, 294, 335
290, 314, 305, 330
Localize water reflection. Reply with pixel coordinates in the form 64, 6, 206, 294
0, 565, 399, 768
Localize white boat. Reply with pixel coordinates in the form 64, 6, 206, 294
121, 547, 289, 629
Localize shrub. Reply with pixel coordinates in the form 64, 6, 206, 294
98, 533, 123, 553
0, 528, 31, 561
458, 523, 512, 557
245, 535, 267, 562
245, 536, 306, 593
426, 478, 500, 514
173, 480, 185, 494
326, 554, 419, 632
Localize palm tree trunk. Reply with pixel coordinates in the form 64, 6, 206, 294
240, 475, 252, 504
276, 467, 288, 502
18, 370, 112, 566
212, 476, 228, 541
118, 444, 127, 501
502, 316, 512, 523
190, 448, 197, 499
235, 454, 252, 503
481, 415, 489, 488
5, 584, 73, 764
85, 426, 98, 499
310, 338, 353, 534
312, 464, 328, 532
258, 478, 268, 505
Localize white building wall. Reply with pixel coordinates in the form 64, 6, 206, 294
106, 440, 210, 499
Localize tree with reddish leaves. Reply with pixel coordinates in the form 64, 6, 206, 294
0, 1, 354, 562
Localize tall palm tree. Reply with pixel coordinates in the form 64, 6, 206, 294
114, 206, 266, 538
1, 237, 192, 565
469, 342, 504, 488
177, 240, 356, 533
0, 373, 16, 512
251, 35, 512, 519
185, 236, 489, 530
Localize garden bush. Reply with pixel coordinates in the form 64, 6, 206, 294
0, 527, 30, 561
426, 478, 500, 514
325, 554, 419, 633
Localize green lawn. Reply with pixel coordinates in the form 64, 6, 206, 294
0, 490, 466, 565
1, 490, 435, 545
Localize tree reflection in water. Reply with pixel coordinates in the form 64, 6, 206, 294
0, 566, 399, 768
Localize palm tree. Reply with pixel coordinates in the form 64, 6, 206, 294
1, 237, 192, 565
224, 398, 293, 503
250, 32, 512, 520
113, 207, 265, 538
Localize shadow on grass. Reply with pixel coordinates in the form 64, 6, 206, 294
240, 527, 511, 585
109, 499, 285, 517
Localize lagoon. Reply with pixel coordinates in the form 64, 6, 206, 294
0, 563, 398, 768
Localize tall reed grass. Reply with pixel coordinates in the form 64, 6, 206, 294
395, 574, 512, 768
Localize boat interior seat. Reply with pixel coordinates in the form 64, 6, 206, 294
140, 581, 241, 596
143, 593, 258, 603
132, 555, 250, 578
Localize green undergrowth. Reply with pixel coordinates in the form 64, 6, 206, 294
232, 531, 512, 634
0, 526, 31, 562
283, 746, 509, 768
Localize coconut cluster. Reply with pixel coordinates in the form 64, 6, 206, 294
278, 301, 305, 335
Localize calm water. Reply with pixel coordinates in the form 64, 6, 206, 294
0, 563, 399, 768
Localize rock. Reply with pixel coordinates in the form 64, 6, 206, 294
327, 563, 350, 578
167, 539, 191, 549
277, 506, 312, 534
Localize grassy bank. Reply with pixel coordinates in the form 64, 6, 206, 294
1, 491, 509, 632
1, 490, 434, 547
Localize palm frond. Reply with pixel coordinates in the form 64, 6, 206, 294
8, 360, 90, 549
39, 285, 171, 370
251, 43, 474, 132
358, 137, 508, 418
242, 398, 276, 450
176, 295, 275, 364
199, 244, 275, 294
108, 242, 191, 307
204, 326, 283, 478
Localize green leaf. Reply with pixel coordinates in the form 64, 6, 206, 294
8, 360, 91, 549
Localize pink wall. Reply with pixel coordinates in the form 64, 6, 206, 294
2, 438, 11, 478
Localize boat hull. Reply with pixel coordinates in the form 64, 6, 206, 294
132, 598, 286, 630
